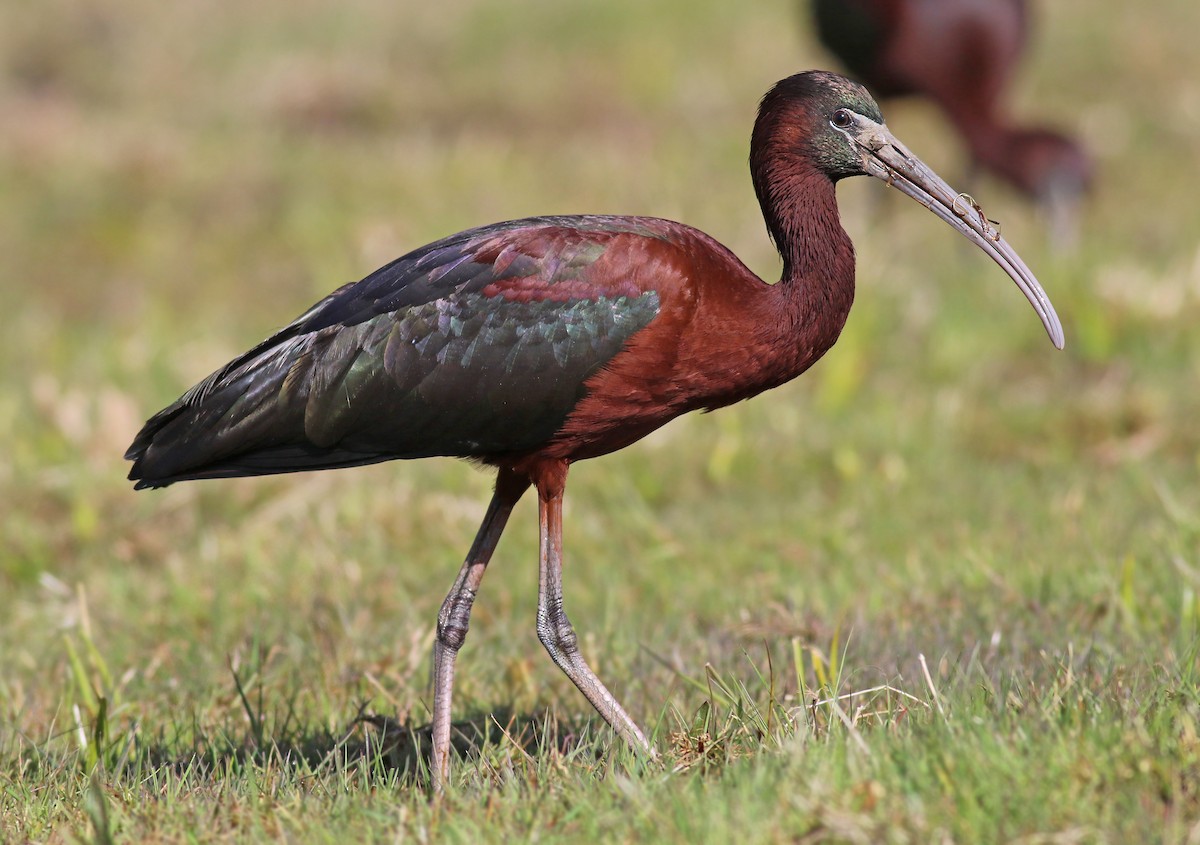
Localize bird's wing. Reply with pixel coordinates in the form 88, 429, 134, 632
126, 216, 672, 487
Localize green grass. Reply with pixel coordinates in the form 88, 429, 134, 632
5, 0, 1200, 840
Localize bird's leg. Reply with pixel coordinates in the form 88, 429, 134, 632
534, 468, 654, 758
431, 469, 528, 792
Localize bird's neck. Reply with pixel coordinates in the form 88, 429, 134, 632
720, 159, 858, 395
757, 163, 856, 328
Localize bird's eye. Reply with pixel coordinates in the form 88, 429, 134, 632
831, 109, 853, 129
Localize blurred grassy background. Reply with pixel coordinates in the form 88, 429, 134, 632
4, 0, 1200, 841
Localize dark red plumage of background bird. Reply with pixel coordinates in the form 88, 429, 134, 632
811, 0, 1092, 243
126, 71, 1062, 790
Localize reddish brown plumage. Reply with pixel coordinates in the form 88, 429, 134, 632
506, 140, 855, 473
812, 0, 1092, 215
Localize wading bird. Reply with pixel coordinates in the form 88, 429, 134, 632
811, 0, 1092, 243
126, 71, 1063, 790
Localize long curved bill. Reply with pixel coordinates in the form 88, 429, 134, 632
852, 119, 1065, 349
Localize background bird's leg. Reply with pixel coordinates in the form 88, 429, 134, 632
534, 463, 654, 758
431, 469, 529, 792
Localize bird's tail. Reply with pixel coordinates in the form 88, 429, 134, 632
125, 330, 334, 488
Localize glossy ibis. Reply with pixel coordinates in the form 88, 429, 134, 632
811, 0, 1092, 243
126, 71, 1063, 790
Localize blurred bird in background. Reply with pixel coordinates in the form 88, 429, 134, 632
811, 0, 1093, 246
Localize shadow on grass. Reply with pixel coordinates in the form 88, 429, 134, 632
125, 704, 597, 791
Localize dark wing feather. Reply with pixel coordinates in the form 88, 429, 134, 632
126, 216, 665, 488
813, 0, 896, 92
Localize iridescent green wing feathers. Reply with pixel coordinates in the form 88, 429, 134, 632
126, 217, 664, 487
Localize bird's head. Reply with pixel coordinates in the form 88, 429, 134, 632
754, 71, 886, 180
992, 128, 1093, 201
993, 127, 1093, 250
752, 70, 1064, 350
